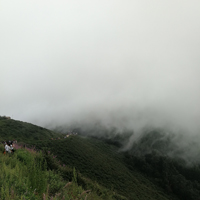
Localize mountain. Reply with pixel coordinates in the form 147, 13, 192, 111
28, 136, 176, 200
0, 116, 62, 142
1, 116, 200, 200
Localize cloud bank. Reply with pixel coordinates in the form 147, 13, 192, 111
1, 1, 200, 140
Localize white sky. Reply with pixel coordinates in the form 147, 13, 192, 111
1, 1, 200, 134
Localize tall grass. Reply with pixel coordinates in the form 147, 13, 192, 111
0, 144, 90, 199
0, 144, 122, 200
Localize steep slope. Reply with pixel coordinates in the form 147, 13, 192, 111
0, 116, 62, 142
29, 136, 177, 200
0, 144, 125, 200
2, 117, 200, 200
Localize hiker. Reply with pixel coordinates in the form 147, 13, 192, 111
5, 142, 11, 153
10, 142, 15, 153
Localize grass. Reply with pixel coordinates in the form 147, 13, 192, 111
28, 136, 176, 200
0, 143, 127, 200
2, 117, 200, 200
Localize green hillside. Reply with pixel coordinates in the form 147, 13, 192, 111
0, 144, 124, 200
0, 116, 62, 142
1, 117, 200, 200
27, 137, 177, 200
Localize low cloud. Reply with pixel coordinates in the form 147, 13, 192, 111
1, 1, 200, 157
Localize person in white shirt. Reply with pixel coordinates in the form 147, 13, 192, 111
5, 143, 11, 153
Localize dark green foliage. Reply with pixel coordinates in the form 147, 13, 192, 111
124, 151, 200, 200
16, 149, 33, 164
2, 117, 200, 200
29, 136, 175, 200
47, 170, 65, 195
0, 144, 120, 200
42, 148, 128, 199
0, 117, 63, 142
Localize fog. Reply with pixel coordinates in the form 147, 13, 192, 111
1, 1, 200, 151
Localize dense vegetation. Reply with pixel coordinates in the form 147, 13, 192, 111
0, 143, 126, 200
124, 130, 200, 200
0, 116, 62, 142
1, 116, 200, 200
0, 145, 87, 199
27, 137, 175, 200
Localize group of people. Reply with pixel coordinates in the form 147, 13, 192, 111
3, 141, 15, 154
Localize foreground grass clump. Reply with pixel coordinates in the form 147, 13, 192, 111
0, 144, 103, 200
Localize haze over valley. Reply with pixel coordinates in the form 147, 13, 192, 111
1, 1, 200, 162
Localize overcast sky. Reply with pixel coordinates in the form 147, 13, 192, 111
1, 1, 200, 135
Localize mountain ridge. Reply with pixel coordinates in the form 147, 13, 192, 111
1, 116, 200, 200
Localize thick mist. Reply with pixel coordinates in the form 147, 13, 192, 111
1, 1, 200, 161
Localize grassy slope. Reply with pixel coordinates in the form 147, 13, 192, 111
0, 144, 118, 200
0, 117, 177, 200
29, 136, 176, 200
0, 117, 62, 142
